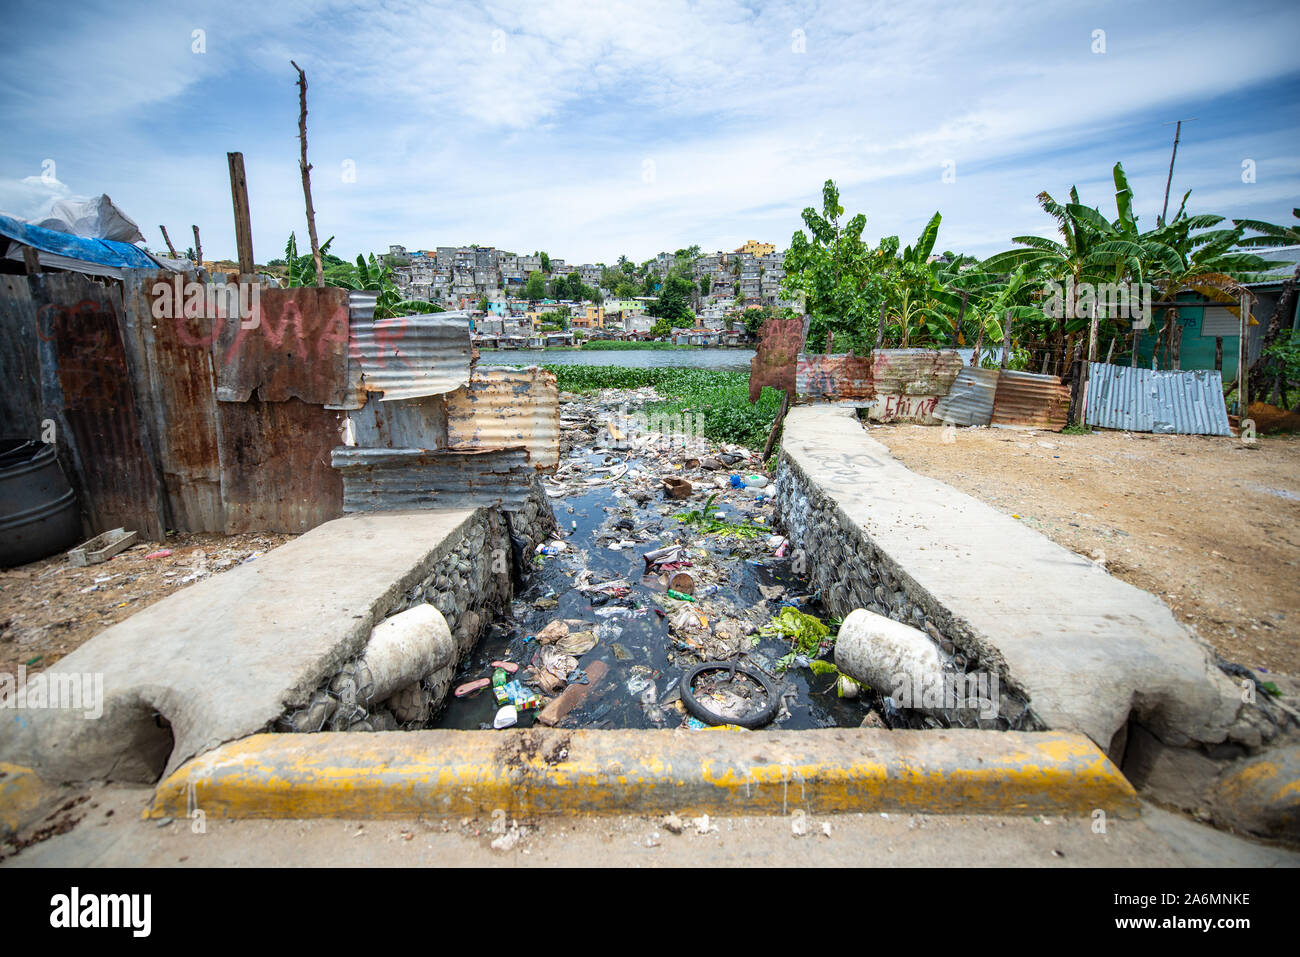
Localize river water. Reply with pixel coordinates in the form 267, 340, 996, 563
481, 347, 756, 371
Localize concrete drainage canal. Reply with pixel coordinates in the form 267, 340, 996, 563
277, 388, 1033, 737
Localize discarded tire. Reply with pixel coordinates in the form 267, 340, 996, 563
681, 661, 778, 729
0, 440, 82, 568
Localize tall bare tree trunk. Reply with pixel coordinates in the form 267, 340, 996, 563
291, 60, 323, 288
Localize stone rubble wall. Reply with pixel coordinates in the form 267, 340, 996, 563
774, 450, 1039, 731
280, 474, 557, 733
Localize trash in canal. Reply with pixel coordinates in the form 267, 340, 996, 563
432, 384, 881, 732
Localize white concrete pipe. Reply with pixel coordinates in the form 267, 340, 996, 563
355, 603, 455, 704
834, 608, 945, 699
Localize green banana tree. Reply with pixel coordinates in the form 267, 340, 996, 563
982, 187, 1118, 370
1138, 212, 1272, 369
325, 252, 445, 320
283, 232, 443, 320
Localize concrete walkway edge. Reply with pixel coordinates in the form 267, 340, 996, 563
146, 727, 1139, 820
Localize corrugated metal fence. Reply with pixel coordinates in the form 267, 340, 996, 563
1, 270, 561, 541
1084, 362, 1231, 435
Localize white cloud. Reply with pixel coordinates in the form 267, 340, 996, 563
1, 0, 1296, 262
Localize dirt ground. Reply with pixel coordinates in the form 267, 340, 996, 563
870, 424, 1300, 677
0, 532, 296, 677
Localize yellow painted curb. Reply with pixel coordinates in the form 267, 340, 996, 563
0, 762, 50, 838
149, 728, 1138, 820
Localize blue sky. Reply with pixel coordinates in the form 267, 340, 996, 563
1, 0, 1297, 265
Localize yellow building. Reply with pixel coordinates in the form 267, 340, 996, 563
568, 303, 605, 329
735, 239, 776, 257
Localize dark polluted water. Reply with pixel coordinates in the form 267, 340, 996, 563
433, 430, 873, 732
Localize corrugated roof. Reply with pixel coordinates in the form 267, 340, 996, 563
445, 365, 560, 469
991, 370, 1070, 430
332, 446, 533, 511
933, 366, 1000, 426
1240, 244, 1300, 288
350, 308, 473, 402
1084, 362, 1230, 435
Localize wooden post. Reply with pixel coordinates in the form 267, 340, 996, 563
158, 225, 178, 259
21, 245, 41, 275
762, 392, 790, 462
1066, 342, 1084, 426
971, 320, 985, 368
1081, 298, 1100, 413
873, 302, 886, 352
291, 60, 323, 288
192, 225, 203, 270
1105, 337, 1116, 366
999, 309, 1012, 369
1238, 290, 1249, 417
227, 152, 255, 275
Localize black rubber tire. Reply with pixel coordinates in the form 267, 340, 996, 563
681, 661, 779, 729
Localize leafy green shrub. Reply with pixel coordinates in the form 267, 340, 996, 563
522, 365, 782, 448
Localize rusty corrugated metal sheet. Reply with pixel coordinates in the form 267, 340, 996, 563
120, 270, 224, 532
216, 397, 343, 532
0, 275, 43, 438
933, 366, 1000, 426
796, 349, 963, 423
991, 369, 1070, 430
796, 353, 876, 403
213, 285, 350, 406
445, 365, 559, 468
870, 349, 963, 396
749, 317, 805, 402
332, 446, 533, 511
327, 290, 372, 411
120, 269, 347, 534
350, 309, 473, 402
349, 393, 447, 449
1084, 362, 1230, 436
30, 272, 165, 539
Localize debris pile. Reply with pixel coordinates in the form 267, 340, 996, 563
433, 387, 879, 732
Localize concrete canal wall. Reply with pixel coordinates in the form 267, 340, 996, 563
773, 406, 1264, 760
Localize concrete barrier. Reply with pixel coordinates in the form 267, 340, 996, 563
148, 728, 1139, 820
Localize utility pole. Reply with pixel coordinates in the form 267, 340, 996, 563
1160, 118, 1196, 226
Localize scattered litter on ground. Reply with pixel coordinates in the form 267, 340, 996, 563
0, 531, 296, 676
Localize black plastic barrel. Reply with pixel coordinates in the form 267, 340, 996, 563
0, 440, 83, 567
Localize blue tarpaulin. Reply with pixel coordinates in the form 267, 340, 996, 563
0, 212, 164, 273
